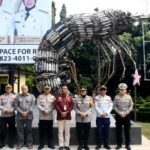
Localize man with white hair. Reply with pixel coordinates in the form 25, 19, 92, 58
15, 85, 35, 149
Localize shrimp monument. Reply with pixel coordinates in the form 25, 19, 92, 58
34, 10, 145, 92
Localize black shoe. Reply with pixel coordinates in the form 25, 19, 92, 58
116, 145, 122, 150
95, 145, 101, 149
78, 145, 83, 150
0, 144, 5, 149
125, 146, 131, 150
16, 145, 23, 149
104, 144, 111, 149
8, 144, 14, 149
27, 145, 33, 149
64, 146, 70, 150
84, 145, 90, 150
38, 145, 44, 150
48, 144, 55, 149
59, 147, 64, 150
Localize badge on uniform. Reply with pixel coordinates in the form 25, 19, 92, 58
64, 105, 67, 111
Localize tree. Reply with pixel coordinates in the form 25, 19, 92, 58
60, 4, 67, 22
52, 1, 56, 26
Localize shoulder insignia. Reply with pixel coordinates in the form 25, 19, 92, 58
3, 10, 11, 15
38, 9, 49, 14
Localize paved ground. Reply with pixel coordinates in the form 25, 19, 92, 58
1, 135, 150, 150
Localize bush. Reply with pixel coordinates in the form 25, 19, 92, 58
137, 96, 145, 101
133, 96, 150, 122
131, 111, 150, 122
138, 107, 150, 112
145, 96, 150, 102
136, 96, 145, 104
136, 104, 141, 109
142, 102, 150, 108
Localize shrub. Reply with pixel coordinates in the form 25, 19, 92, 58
145, 96, 150, 102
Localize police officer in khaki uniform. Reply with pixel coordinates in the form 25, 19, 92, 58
13, 0, 51, 37
114, 83, 134, 150
0, 84, 16, 149
0, 0, 12, 38
15, 85, 35, 149
74, 87, 94, 150
37, 85, 55, 150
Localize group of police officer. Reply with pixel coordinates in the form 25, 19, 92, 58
0, 83, 133, 150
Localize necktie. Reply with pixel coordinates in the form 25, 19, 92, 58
25, 11, 30, 21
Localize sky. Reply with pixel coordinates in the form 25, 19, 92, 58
54, 0, 150, 22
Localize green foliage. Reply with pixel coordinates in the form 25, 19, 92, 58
60, 4, 67, 21
136, 96, 150, 113
142, 102, 150, 107
69, 41, 98, 91
136, 96, 150, 121
25, 75, 35, 93
145, 96, 150, 102
134, 36, 142, 48
144, 31, 150, 41
137, 96, 145, 104
19, 65, 35, 92
138, 107, 150, 112
52, 1, 56, 26
19, 65, 34, 73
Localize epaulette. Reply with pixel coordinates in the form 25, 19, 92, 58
38, 9, 49, 14
3, 10, 11, 15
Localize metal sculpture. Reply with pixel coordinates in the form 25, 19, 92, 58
34, 10, 143, 92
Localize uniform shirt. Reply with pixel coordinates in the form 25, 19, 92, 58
15, 93, 35, 120
95, 94, 113, 118
0, 93, 16, 117
0, 8, 12, 36
55, 94, 73, 120
37, 93, 55, 120
74, 95, 94, 123
12, 7, 51, 37
114, 94, 134, 115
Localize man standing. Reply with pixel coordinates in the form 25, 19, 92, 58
55, 85, 74, 150
13, 0, 51, 37
0, 84, 16, 149
114, 83, 134, 150
37, 85, 55, 150
15, 85, 35, 149
95, 85, 113, 150
74, 87, 94, 150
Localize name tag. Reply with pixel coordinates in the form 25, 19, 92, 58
64, 105, 67, 111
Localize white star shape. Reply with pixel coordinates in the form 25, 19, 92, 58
133, 69, 141, 86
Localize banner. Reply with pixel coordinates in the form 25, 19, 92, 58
0, 0, 52, 64
0, 44, 38, 64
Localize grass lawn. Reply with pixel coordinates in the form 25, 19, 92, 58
137, 122, 150, 140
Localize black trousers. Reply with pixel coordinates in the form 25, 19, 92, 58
39, 120, 54, 146
76, 122, 91, 146
115, 114, 131, 147
96, 117, 110, 146
0, 116, 15, 146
